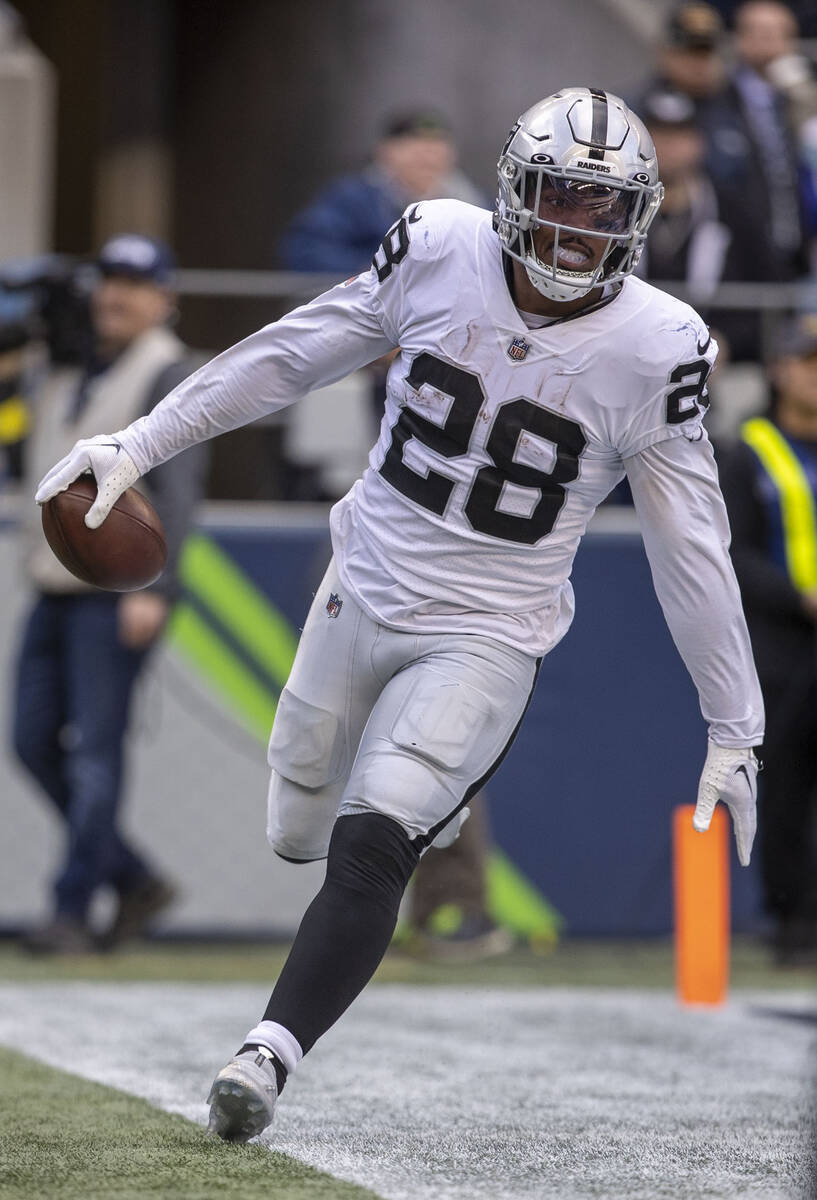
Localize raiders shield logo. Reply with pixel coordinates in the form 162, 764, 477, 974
507, 337, 530, 361
326, 592, 343, 618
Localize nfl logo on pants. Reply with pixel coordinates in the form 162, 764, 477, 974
326, 592, 343, 618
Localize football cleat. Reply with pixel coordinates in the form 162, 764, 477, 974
206, 1046, 278, 1142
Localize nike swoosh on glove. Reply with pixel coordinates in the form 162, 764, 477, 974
35, 434, 140, 529
693, 741, 758, 866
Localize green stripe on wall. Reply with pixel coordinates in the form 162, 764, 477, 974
486, 849, 562, 945
179, 534, 298, 689
168, 601, 278, 742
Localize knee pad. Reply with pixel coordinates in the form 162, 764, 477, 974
266, 768, 337, 862
267, 689, 345, 790
327, 813, 419, 910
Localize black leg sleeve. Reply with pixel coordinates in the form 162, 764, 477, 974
263, 812, 419, 1054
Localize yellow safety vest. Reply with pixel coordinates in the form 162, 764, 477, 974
741, 417, 817, 591
0, 394, 29, 444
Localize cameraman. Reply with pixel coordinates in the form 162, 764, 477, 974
13, 234, 206, 955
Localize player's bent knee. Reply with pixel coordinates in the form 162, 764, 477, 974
266, 769, 336, 862
339, 751, 462, 842
327, 812, 419, 909
267, 688, 345, 789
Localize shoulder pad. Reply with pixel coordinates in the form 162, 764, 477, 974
372, 199, 489, 281
625, 282, 717, 381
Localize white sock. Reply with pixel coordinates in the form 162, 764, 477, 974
244, 1020, 303, 1076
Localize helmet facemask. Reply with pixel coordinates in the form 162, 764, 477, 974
494, 90, 664, 303
497, 157, 662, 302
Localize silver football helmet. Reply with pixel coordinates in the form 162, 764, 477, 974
495, 87, 663, 302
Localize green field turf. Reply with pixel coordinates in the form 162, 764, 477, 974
0, 935, 812, 989
0, 1045, 381, 1200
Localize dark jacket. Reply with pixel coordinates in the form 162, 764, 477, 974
633, 75, 810, 281
278, 170, 404, 274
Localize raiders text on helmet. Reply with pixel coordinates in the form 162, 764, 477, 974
494, 87, 664, 302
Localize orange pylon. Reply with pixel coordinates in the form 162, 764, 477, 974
673, 803, 729, 1006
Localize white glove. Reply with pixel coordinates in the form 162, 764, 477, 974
693, 741, 758, 867
35, 434, 140, 529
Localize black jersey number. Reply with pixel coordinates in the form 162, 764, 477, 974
666, 359, 711, 425
372, 205, 422, 283
380, 354, 483, 515
379, 352, 587, 544
465, 399, 587, 544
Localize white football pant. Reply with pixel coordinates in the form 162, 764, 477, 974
266, 558, 539, 860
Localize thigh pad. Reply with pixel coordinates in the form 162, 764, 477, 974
390, 672, 492, 772
267, 688, 345, 790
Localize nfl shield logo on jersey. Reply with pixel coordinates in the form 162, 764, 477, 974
507, 337, 530, 361
326, 592, 343, 618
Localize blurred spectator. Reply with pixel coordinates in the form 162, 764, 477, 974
708, 0, 817, 36
737, 1, 817, 130
648, 2, 728, 104
278, 109, 484, 274
12, 234, 207, 955
639, 89, 729, 300
718, 313, 817, 964
730, 1, 816, 269
635, 2, 811, 282
732, 1, 817, 261
638, 86, 777, 363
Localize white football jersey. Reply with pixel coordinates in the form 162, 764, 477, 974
118, 199, 762, 745
329, 200, 716, 653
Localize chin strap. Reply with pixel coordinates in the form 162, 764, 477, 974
525, 261, 593, 304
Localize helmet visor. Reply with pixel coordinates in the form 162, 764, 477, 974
525, 174, 642, 237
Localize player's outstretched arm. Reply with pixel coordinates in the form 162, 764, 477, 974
35, 268, 396, 523
624, 433, 764, 866
35, 434, 140, 529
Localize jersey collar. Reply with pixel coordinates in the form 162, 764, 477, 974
499, 249, 623, 330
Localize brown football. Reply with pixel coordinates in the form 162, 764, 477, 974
41, 476, 168, 592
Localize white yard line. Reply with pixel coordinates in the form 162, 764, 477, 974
0, 983, 813, 1200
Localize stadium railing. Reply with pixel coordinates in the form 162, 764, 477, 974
173, 271, 817, 363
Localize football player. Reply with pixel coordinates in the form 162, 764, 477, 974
37, 88, 763, 1141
